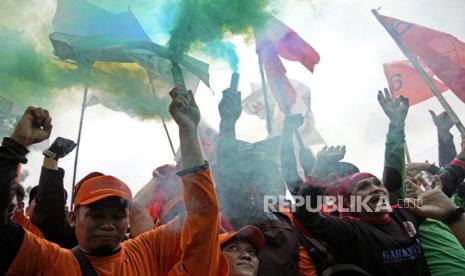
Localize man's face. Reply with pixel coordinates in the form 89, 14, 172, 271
222, 238, 259, 276
70, 197, 129, 255
353, 177, 391, 214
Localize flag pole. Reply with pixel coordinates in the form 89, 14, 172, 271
404, 143, 411, 163
71, 83, 88, 208
257, 53, 273, 135
262, 59, 307, 149
372, 9, 465, 137
145, 72, 176, 157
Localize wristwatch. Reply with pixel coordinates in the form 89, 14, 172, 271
443, 207, 464, 226
43, 148, 57, 160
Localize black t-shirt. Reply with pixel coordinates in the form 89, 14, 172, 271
295, 207, 431, 276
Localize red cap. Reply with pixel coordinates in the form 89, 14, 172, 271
73, 174, 133, 207
219, 225, 265, 253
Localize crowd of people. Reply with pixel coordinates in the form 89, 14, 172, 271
1, 86, 465, 276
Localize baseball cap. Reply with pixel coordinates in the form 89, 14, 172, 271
220, 225, 265, 253
73, 173, 133, 207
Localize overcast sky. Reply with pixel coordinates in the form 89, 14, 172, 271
2, 0, 465, 206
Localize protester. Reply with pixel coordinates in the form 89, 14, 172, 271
11, 183, 44, 238
134, 164, 184, 226
402, 110, 465, 276
0, 97, 222, 275
405, 183, 465, 249
295, 89, 431, 276
220, 225, 265, 276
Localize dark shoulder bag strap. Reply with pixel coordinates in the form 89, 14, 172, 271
295, 226, 371, 276
71, 247, 98, 276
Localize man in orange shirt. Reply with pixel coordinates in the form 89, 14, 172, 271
219, 225, 265, 276
0, 89, 221, 275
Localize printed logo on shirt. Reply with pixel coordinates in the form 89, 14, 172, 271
382, 239, 421, 263
265, 212, 279, 221
402, 221, 417, 238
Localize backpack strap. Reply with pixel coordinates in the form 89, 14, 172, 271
274, 212, 336, 273
71, 247, 98, 276
295, 229, 336, 270
275, 212, 371, 276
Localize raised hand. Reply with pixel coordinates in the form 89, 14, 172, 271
169, 88, 200, 131
283, 114, 304, 131
377, 88, 409, 125
316, 145, 346, 165
10, 106, 52, 147
218, 88, 242, 124
404, 177, 458, 220
429, 110, 454, 132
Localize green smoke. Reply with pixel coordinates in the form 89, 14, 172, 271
0, 29, 169, 120
88, 63, 170, 120
168, 0, 273, 69
200, 40, 239, 72
0, 29, 78, 107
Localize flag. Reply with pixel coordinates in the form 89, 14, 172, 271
242, 80, 325, 147
53, 0, 150, 41
50, 0, 210, 93
421, 45, 465, 103
256, 16, 319, 112
257, 16, 320, 73
383, 60, 448, 105
242, 83, 276, 120
258, 45, 297, 112
49, 33, 208, 89
380, 14, 465, 102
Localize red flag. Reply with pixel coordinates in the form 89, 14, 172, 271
421, 45, 465, 103
383, 60, 448, 105
256, 16, 319, 112
380, 15, 465, 102
257, 16, 320, 73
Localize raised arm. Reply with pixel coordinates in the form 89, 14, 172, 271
168, 88, 221, 276
33, 138, 76, 246
217, 88, 242, 171
280, 114, 304, 195
378, 88, 409, 203
0, 107, 51, 274
216, 88, 253, 229
439, 138, 465, 197
429, 110, 456, 167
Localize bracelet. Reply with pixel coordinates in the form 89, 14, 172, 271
176, 161, 209, 176
443, 207, 464, 226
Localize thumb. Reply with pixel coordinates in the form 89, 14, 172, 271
428, 110, 437, 120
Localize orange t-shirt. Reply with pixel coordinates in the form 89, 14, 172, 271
12, 212, 44, 238
281, 211, 317, 276
7, 169, 225, 276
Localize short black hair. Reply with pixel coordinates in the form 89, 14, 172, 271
29, 186, 39, 204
